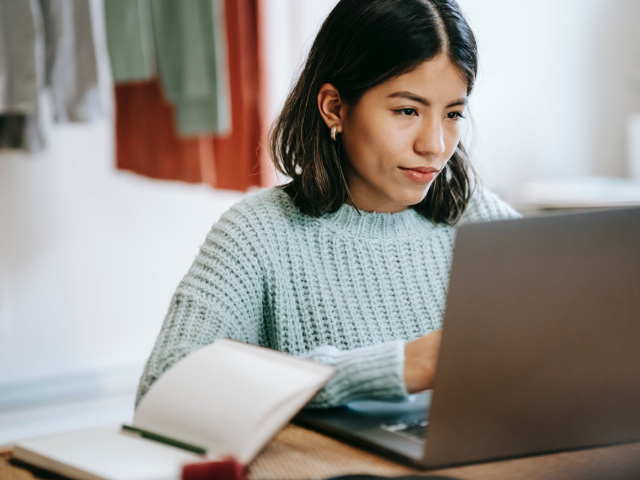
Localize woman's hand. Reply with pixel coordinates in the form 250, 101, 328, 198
403, 329, 443, 394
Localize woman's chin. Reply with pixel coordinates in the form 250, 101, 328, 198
397, 185, 432, 206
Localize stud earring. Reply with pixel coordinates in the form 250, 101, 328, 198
330, 125, 338, 142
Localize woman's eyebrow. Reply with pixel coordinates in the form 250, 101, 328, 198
387, 91, 467, 108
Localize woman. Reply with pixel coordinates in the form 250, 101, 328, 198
135, 0, 520, 409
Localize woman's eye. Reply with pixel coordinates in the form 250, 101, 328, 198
395, 108, 418, 116
447, 111, 466, 121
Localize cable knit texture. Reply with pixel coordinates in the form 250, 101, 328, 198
135, 186, 521, 409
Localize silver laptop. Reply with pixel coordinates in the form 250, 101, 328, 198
295, 206, 640, 469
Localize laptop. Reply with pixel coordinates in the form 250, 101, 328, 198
295, 206, 640, 469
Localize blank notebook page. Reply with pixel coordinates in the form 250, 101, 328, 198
14, 424, 207, 480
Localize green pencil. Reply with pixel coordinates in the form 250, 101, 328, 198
121, 424, 208, 455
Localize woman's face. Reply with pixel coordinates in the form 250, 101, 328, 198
340, 55, 468, 213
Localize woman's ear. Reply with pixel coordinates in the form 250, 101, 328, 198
317, 83, 348, 133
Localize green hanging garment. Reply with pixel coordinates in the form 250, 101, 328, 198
150, 0, 232, 136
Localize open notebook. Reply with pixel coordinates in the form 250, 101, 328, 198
12, 339, 335, 480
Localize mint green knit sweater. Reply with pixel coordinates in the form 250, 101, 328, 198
135, 186, 520, 409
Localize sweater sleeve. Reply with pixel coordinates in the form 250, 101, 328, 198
460, 186, 522, 223
301, 340, 410, 408
134, 206, 266, 409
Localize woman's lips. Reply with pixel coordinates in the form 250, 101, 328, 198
398, 167, 439, 184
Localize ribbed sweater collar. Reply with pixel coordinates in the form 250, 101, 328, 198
320, 202, 437, 239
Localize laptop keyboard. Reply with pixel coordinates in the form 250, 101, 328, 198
381, 419, 428, 441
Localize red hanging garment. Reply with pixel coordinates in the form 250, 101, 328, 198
114, 80, 217, 186
113, 0, 276, 192
211, 0, 262, 191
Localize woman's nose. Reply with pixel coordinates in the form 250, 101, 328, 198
414, 117, 445, 157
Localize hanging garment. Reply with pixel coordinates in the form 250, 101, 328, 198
110, 0, 274, 192
114, 80, 217, 186
0, 0, 46, 151
40, 0, 106, 122
104, 0, 156, 83
0, 0, 42, 114
0, 0, 110, 151
255, 0, 278, 189
86, 0, 115, 120
150, 0, 231, 136
211, 0, 263, 191
0, 114, 46, 151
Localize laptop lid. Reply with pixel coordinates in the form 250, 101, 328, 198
422, 206, 640, 467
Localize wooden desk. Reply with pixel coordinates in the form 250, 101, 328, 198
3, 424, 640, 480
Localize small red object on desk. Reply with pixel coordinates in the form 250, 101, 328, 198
182, 457, 249, 480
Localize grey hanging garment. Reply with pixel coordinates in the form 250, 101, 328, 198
40, 0, 105, 122
0, 0, 46, 151
0, 0, 110, 151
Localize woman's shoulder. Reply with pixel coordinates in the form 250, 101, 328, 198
191, 187, 296, 274
222, 185, 295, 220
459, 186, 522, 224
178, 189, 291, 302
212, 186, 299, 237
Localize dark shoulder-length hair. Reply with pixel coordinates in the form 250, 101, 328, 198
269, 0, 478, 224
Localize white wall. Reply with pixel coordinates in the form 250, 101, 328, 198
0, 115, 244, 387
457, 0, 640, 202
261, 0, 339, 122
1, 0, 638, 398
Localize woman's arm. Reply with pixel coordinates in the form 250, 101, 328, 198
135, 208, 266, 409
301, 340, 410, 408
301, 329, 443, 409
